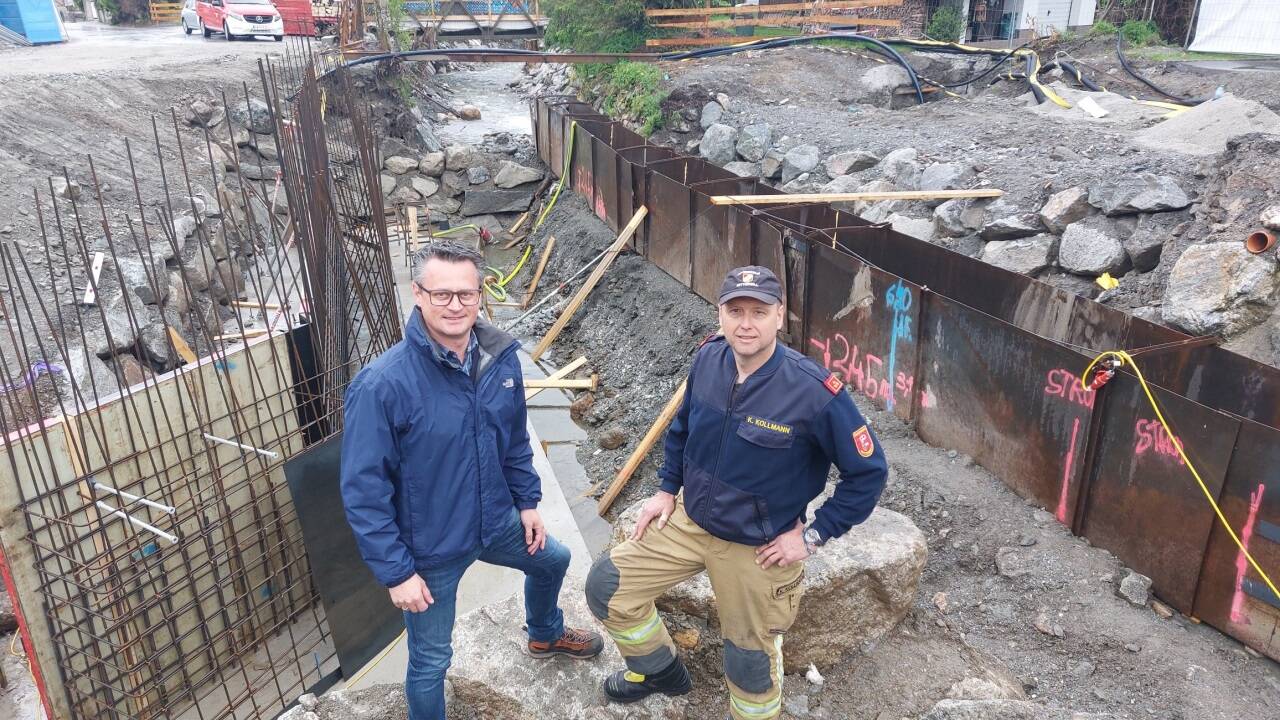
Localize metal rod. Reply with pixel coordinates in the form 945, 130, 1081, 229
201, 433, 280, 460
90, 481, 177, 516
502, 244, 611, 330
94, 502, 179, 545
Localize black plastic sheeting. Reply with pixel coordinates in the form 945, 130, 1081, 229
533, 98, 1280, 662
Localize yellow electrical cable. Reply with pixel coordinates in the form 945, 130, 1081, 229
1079, 350, 1280, 603
345, 629, 406, 689
483, 244, 534, 301
534, 120, 576, 231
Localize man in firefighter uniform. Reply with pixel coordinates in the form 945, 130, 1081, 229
585, 266, 888, 719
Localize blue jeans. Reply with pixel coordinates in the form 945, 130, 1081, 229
402, 508, 571, 720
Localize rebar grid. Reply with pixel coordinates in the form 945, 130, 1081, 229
0, 57, 400, 720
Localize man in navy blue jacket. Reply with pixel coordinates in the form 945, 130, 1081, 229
341, 241, 602, 720
585, 266, 888, 720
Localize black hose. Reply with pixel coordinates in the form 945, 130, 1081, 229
1057, 59, 1102, 92
936, 42, 1030, 88
1025, 54, 1047, 104
1115, 34, 1204, 105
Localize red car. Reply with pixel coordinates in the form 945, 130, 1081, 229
195, 0, 285, 41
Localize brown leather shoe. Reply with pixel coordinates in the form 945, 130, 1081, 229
528, 626, 604, 659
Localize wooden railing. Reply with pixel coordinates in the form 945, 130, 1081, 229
149, 0, 184, 23
645, 0, 902, 48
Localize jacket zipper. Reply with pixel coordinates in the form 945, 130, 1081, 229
703, 372, 740, 525
471, 343, 518, 545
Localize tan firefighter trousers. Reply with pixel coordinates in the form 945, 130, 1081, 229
585, 494, 805, 720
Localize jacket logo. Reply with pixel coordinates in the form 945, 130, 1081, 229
823, 374, 843, 395
853, 425, 875, 458
737, 270, 759, 286
746, 416, 792, 434
503, 378, 515, 389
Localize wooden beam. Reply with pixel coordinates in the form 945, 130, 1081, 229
212, 328, 269, 342
523, 376, 598, 391
525, 355, 589, 400
522, 236, 556, 309
710, 189, 1004, 206
596, 378, 687, 515
167, 327, 197, 365
645, 0, 901, 17
655, 15, 902, 30
530, 207, 647, 362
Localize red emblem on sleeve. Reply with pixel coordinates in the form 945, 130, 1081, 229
852, 425, 875, 458
823, 374, 843, 395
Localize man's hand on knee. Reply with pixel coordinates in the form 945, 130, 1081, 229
631, 491, 676, 541
390, 573, 434, 613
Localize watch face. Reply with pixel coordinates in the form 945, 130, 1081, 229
804, 528, 821, 546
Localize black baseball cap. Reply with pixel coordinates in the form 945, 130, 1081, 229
719, 266, 783, 305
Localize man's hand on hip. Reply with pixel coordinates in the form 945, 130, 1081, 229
521, 508, 547, 555
756, 521, 810, 569
390, 573, 434, 613
631, 491, 676, 541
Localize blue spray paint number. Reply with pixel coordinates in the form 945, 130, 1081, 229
884, 280, 914, 411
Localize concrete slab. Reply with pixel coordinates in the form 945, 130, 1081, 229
526, 387, 574, 408
548, 444, 613, 558
527, 407, 588, 443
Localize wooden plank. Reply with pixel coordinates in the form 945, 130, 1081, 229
530, 207, 647, 362
212, 328, 269, 342
522, 236, 556, 310
645, 0, 901, 17
710, 189, 1004, 206
525, 355, 589, 401
596, 378, 687, 515
655, 14, 902, 30
167, 327, 197, 365
647, 36, 762, 47
523, 377, 597, 391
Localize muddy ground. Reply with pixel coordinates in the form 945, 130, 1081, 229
513, 191, 1280, 719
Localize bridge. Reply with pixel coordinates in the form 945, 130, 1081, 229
399, 0, 546, 40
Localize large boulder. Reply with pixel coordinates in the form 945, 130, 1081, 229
981, 234, 1058, 275
879, 147, 920, 189
609, 496, 926, 674
445, 144, 478, 171
760, 149, 785, 180
782, 144, 821, 185
113, 255, 169, 305
934, 199, 985, 237
1059, 216, 1131, 275
724, 161, 761, 178
449, 592, 688, 719
825, 150, 881, 177
700, 123, 739, 166
419, 152, 446, 177
494, 161, 543, 188
1038, 186, 1094, 234
1124, 211, 1187, 273
918, 163, 975, 206
385, 156, 419, 175
1162, 242, 1279, 335
460, 189, 534, 216
857, 63, 913, 106
227, 97, 273, 134
735, 123, 773, 162
980, 213, 1044, 242
889, 213, 937, 241
1088, 174, 1191, 216
699, 100, 723, 129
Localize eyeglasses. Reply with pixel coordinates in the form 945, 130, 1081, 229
414, 282, 481, 307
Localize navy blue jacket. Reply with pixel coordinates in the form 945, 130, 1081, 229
659, 337, 887, 545
340, 310, 539, 587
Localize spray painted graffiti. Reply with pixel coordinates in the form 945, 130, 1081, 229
884, 280, 913, 411
1043, 368, 1095, 409
809, 332, 931, 409
1056, 417, 1081, 524
1134, 419, 1185, 465
1231, 484, 1266, 623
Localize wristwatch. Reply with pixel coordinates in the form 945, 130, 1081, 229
803, 527, 824, 556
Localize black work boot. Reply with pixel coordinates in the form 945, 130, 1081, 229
602, 658, 692, 704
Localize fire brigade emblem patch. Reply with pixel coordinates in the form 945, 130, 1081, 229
852, 425, 875, 458
823, 374, 843, 395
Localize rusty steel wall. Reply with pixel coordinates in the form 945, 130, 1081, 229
532, 97, 1280, 662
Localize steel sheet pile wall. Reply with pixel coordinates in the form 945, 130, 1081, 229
0, 63, 400, 720
533, 97, 1280, 662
